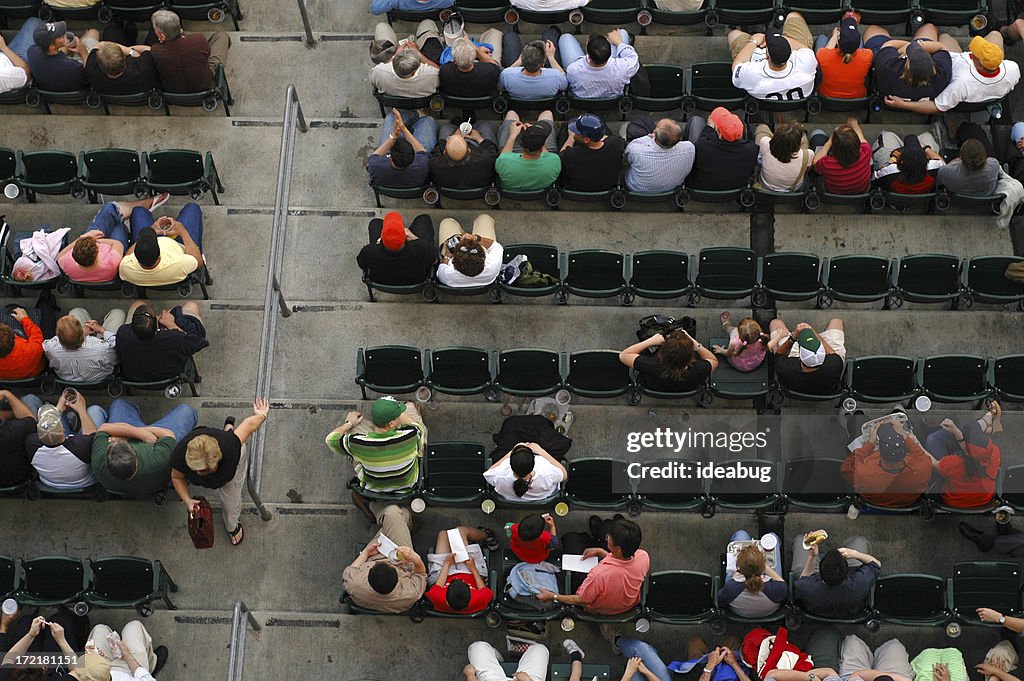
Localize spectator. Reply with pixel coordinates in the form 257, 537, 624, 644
769, 319, 846, 395
149, 9, 230, 94
343, 504, 427, 613
10, 226, 69, 284
729, 13, 817, 101
26, 20, 96, 91
815, 16, 873, 99
436, 213, 504, 287
927, 402, 1001, 509
170, 398, 269, 546
357, 212, 436, 286
0, 390, 38, 488
839, 635, 915, 681
871, 132, 944, 194
26, 398, 101, 490
648, 0, 702, 8
0, 17, 40, 94
558, 112, 625, 192
499, 37, 566, 99
484, 442, 567, 502
791, 534, 880, 619
755, 120, 814, 192
326, 397, 426, 495
810, 119, 872, 195
718, 531, 787, 618
440, 37, 501, 98
429, 120, 499, 188
370, 0, 453, 14
623, 116, 694, 193
619, 328, 718, 394
937, 135, 1000, 197
58, 196, 167, 283
2, 613, 99, 679
367, 108, 433, 189
464, 641, 548, 681
88, 619, 168, 681
537, 517, 649, 615
495, 109, 561, 191
511, 0, 589, 9
115, 302, 208, 383
43, 307, 124, 384
685, 108, 758, 191
370, 21, 441, 98
0, 307, 45, 380
841, 414, 936, 509
425, 526, 497, 615
560, 29, 639, 99
712, 312, 768, 372
119, 203, 204, 288
85, 40, 157, 95
509, 513, 561, 564
864, 22, 951, 103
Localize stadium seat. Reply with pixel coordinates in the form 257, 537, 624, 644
632, 64, 685, 111
949, 561, 1022, 626
635, 461, 709, 512
693, 247, 758, 304
707, 460, 780, 512
643, 570, 718, 624
626, 250, 694, 302
494, 549, 565, 622
0, 0, 41, 20
103, 0, 164, 21
991, 355, 1024, 403
425, 347, 493, 396
854, 0, 913, 24
362, 260, 436, 303
890, 254, 962, 308
918, 354, 991, 404
784, 0, 845, 24
582, 0, 644, 24
918, 0, 987, 27
162, 63, 233, 115
706, 337, 771, 401
17, 150, 81, 201
936, 188, 1003, 215
143, 149, 223, 205
845, 356, 920, 404
0, 556, 19, 598
717, 554, 787, 625
551, 664, 611, 679
0, 220, 68, 294
493, 348, 563, 396
117, 355, 203, 399
779, 457, 851, 512
644, 0, 708, 27
755, 252, 823, 306
367, 180, 430, 210
872, 573, 949, 626
999, 463, 1024, 510
85, 557, 178, 616
789, 572, 872, 625
497, 244, 562, 301
16, 556, 88, 607
564, 458, 633, 510
422, 441, 488, 506
355, 346, 424, 400
707, 0, 775, 27
566, 568, 644, 623
79, 149, 146, 203
960, 256, 1024, 308
819, 255, 895, 307
683, 62, 746, 116
559, 249, 628, 304
565, 350, 633, 399
454, 0, 509, 23
0, 147, 15, 186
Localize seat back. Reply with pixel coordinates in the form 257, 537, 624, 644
709, 460, 777, 507
896, 254, 961, 299
784, 0, 845, 23
82, 149, 142, 186
696, 247, 756, 296
0, 147, 15, 181
873, 574, 946, 622
855, 0, 913, 23
687, 62, 745, 110
635, 64, 685, 109
629, 250, 690, 297
1001, 463, 1024, 508
645, 570, 715, 619
635, 460, 706, 508
951, 561, 1022, 620
921, 354, 989, 401
501, 243, 560, 294
993, 355, 1024, 400
423, 442, 487, 503
20, 557, 86, 604
427, 347, 491, 394
146, 149, 204, 186
0, 556, 17, 597
565, 249, 626, 295
712, 0, 775, 23
359, 346, 424, 392
919, 0, 985, 25
495, 349, 562, 395
849, 356, 917, 401
88, 556, 154, 602
565, 458, 631, 506
566, 350, 632, 397
781, 457, 849, 507
967, 256, 1024, 300
826, 255, 892, 299
20, 150, 78, 186
760, 252, 820, 298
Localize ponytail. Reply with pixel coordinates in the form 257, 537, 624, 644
513, 477, 531, 498
744, 574, 765, 594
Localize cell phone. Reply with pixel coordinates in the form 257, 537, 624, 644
542, 513, 552, 521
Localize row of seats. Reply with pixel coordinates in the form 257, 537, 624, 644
0, 554, 177, 617
0, 0, 243, 29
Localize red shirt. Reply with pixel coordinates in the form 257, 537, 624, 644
938, 439, 1000, 509
814, 141, 872, 194
888, 175, 936, 195
840, 438, 933, 508
425, 573, 494, 614
510, 525, 554, 564
576, 549, 650, 615
0, 317, 45, 380
816, 48, 873, 99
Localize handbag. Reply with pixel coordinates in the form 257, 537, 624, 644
188, 496, 215, 549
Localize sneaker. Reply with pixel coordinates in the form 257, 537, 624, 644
152, 646, 169, 676
562, 638, 585, 660
599, 623, 620, 655
479, 527, 500, 551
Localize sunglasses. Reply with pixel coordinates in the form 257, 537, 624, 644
458, 246, 480, 254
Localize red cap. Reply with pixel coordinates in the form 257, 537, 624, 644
380, 212, 406, 251
708, 107, 744, 142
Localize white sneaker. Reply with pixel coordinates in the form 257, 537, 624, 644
562, 638, 585, 660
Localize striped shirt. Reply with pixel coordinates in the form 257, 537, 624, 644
326, 424, 424, 492
43, 332, 118, 383
565, 45, 639, 99
624, 136, 695, 193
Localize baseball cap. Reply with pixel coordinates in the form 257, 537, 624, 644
905, 41, 934, 80
33, 20, 67, 49
838, 18, 861, 54
708, 106, 744, 142
520, 123, 549, 153
380, 212, 406, 252
897, 134, 927, 177
876, 423, 907, 464
568, 112, 607, 141
36, 404, 64, 447
969, 35, 1003, 71
795, 328, 825, 368
765, 33, 791, 65
371, 396, 406, 426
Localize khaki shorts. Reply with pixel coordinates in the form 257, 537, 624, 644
729, 12, 813, 58
788, 328, 847, 361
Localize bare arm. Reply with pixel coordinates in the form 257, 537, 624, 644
0, 35, 28, 77
169, 221, 202, 262
812, 135, 833, 165
233, 398, 270, 445
732, 33, 763, 69
100, 422, 155, 442
527, 442, 568, 480
475, 43, 498, 66
619, 333, 663, 367
0, 390, 34, 420
883, 96, 940, 114
501, 122, 523, 154
544, 40, 563, 72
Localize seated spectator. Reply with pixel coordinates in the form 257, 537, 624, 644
511, 0, 589, 8
718, 531, 787, 618
43, 307, 124, 384
495, 110, 561, 191
871, 131, 944, 194
685, 108, 758, 191
429, 120, 499, 188
841, 414, 935, 509
499, 37, 566, 99
87, 619, 168, 680
90, 397, 197, 498
367, 108, 433, 189
425, 526, 497, 615
490, 413, 573, 464
27, 20, 96, 92
623, 116, 694, 193
712, 311, 768, 372
2, 609, 98, 678
648, 0, 702, 8
0, 307, 45, 380
370, 0, 453, 14
755, 120, 814, 192
440, 37, 501, 98
810, 119, 872, 194
119, 203, 204, 287
865, 22, 951, 103
815, 16, 873, 99
115, 301, 209, 382
370, 21, 441, 98
926, 402, 1001, 509
560, 29, 639, 99
619, 327, 718, 394
0, 17, 40, 94
85, 40, 158, 95
937, 134, 1000, 197
537, 517, 648, 615
27, 398, 101, 490
343, 504, 427, 613
769, 319, 845, 395
484, 442, 567, 502
509, 513, 561, 564
558, 112, 624, 192
839, 635, 916, 681
170, 398, 269, 545
326, 397, 426, 495
357, 211, 436, 286
10, 226, 70, 283
729, 13, 817, 101
150, 10, 230, 94
465, 641, 549, 681
791, 533, 880, 619
58, 196, 166, 283
0, 390, 37, 488
436, 213, 503, 287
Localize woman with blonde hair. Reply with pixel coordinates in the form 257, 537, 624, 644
717, 530, 787, 618
169, 397, 270, 546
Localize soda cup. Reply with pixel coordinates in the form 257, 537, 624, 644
560, 617, 575, 632
2, 598, 18, 617
459, 121, 472, 136
635, 618, 650, 633
410, 498, 426, 513
481, 499, 496, 514
554, 502, 569, 517
504, 522, 514, 538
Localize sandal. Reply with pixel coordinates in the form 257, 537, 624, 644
149, 192, 170, 211
223, 416, 236, 431
229, 523, 244, 546
479, 527, 500, 551
720, 311, 730, 327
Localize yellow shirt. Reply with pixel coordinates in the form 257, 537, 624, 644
118, 237, 199, 287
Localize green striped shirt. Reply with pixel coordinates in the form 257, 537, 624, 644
326, 423, 424, 492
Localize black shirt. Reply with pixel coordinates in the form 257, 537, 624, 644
0, 416, 34, 486
559, 135, 625, 192
115, 326, 209, 382
356, 239, 436, 286
774, 354, 844, 394
439, 62, 500, 98
170, 427, 241, 489
24, 433, 93, 461
26, 46, 89, 92
874, 46, 952, 101
633, 354, 713, 393
85, 50, 160, 95
428, 139, 498, 188
686, 127, 759, 190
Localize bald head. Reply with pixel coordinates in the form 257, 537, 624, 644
653, 118, 681, 148
445, 134, 469, 162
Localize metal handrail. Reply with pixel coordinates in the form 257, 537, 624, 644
226, 600, 261, 681
297, 0, 316, 48
247, 85, 308, 518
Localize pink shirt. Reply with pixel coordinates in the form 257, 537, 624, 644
728, 337, 767, 372
59, 243, 121, 283
576, 549, 650, 615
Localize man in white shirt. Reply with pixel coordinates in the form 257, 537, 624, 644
370, 20, 441, 98
88, 619, 168, 681
729, 11, 817, 102
0, 17, 38, 93
43, 307, 125, 384
27, 400, 103, 490
560, 28, 639, 99
511, 0, 589, 11
436, 214, 504, 287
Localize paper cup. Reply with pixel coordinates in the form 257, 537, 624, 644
555, 389, 571, 406
415, 386, 432, 404
554, 502, 569, 517
481, 499, 496, 514
914, 395, 932, 412
4, 184, 19, 199
1, 599, 17, 616
635, 618, 650, 633
759, 533, 778, 551
560, 617, 575, 632
410, 498, 426, 513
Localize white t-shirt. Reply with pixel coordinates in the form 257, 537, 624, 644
32, 443, 96, 490
757, 138, 814, 192
933, 53, 1021, 112
732, 48, 817, 101
483, 454, 565, 501
0, 53, 28, 94
436, 241, 504, 287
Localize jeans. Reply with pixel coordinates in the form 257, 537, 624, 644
378, 110, 437, 151
617, 638, 671, 681
1012, 122, 1024, 157
557, 29, 630, 66
8, 17, 41, 62
729, 529, 781, 576
129, 203, 204, 250
19, 394, 106, 436
93, 398, 198, 441
88, 202, 131, 249
502, 26, 562, 69
814, 34, 862, 51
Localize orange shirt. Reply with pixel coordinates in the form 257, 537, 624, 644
816, 47, 873, 99
938, 439, 1001, 509
0, 317, 46, 380
841, 437, 933, 508
576, 549, 649, 615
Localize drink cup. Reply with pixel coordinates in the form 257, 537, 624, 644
459, 122, 472, 136
481, 499, 496, 514
554, 502, 569, 517
759, 533, 778, 551
2, 599, 18, 617
841, 397, 857, 413
560, 617, 575, 632
410, 498, 426, 513
914, 395, 931, 412
635, 618, 650, 633
555, 389, 571, 406
4, 184, 19, 199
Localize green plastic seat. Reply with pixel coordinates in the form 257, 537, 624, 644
564, 458, 632, 510
717, 555, 787, 624
368, 180, 429, 209
0, 1, 41, 18
161, 63, 233, 115
872, 573, 949, 626
17, 150, 80, 201
757, 252, 823, 304
780, 457, 850, 511
565, 566, 644, 623
918, 354, 991, 404
706, 337, 770, 400
103, 0, 164, 21
561, 249, 628, 303
635, 459, 708, 511
646, 0, 707, 26
0, 556, 19, 598
499, 244, 561, 299
552, 664, 611, 679
355, 345, 424, 400
118, 355, 202, 399
1, 221, 68, 292
992, 355, 1024, 403
789, 571, 872, 625
999, 464, 1024, 510
85, 557, 177, 616
422, 442, 487, 505
79, 149, 145, 202
820, 255, 895, 306
950, 561, 1022, 625
708, 459, 779, 511
168, 0, 243, 29
694, 247, 757, 301
426, 347, 492, 396
919, 0, 986, 26
566, 350, 632, 398
845, 356, 920, 404
495, 550, 565, 622
627, 250, 693, 301
644, 570, 717, 624
633, 64, 685, 112
709, 0, 775, 26
0, 147, 15, 184
784, 0, 844, 23
16, 556, 88, 607
684, 62, 745, 114
961, 256, 1024, 307
31, 88, 92, 114
144, 149, 223, 204
892, 254, 962, 306
582, 0, 643, 24
453, 0, 509, 23
855, 0, 913, 24
494, 348, 562, 396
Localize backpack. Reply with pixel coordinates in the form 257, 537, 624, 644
506, 561, 559, 610
515, 261, 558, 288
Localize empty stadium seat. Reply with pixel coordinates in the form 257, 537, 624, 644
355, 346, 425, 400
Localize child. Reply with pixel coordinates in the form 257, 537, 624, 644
510, 513, 561, 564
712, 312, 768, 372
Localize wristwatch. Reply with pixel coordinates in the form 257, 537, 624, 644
1000, 615, 1007, 624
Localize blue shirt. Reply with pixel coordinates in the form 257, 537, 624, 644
499, 67, 567, 100
369, 0, 453, 14
794, 562, 880, 618
565, 45, 639, 99
366, 151, 430, 188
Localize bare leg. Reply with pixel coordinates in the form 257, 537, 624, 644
1002, 19, 1024, 42
825, 317, 845, 332
686, 636, 709, 660
915, 22, 939, 41
569, 660, 582, 681
862, 25, 890, 42
181, 301, 201, 318
983, 30, 1005, 50
938, 32, 961, 52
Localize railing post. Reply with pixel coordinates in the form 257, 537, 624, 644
296, 0, 316, 48
227, 601, 261, 681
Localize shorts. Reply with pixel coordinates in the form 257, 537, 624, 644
171, 306, 206, 338
729, 12, 813, 58
788, 328, 846, 361
426, 544, 486, 586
